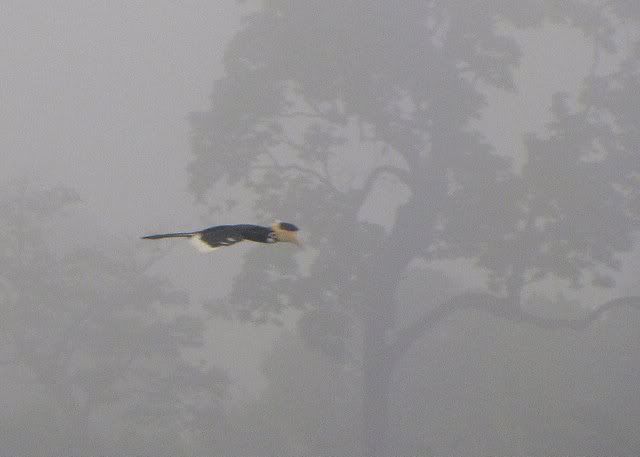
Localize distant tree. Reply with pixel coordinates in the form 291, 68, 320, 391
389, 291, 640, 456
223, 330, 360, 457
223, 273, 640, 456
189, 1, 640, 455
0, 182, 228, 456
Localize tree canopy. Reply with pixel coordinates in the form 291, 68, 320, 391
0, 182, 228, 456
188, 1, 640, 455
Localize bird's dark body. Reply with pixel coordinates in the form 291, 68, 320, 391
141, 222, 299, 251
199, 224, 274, 246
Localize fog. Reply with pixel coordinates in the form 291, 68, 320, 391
2, 1, 640, 456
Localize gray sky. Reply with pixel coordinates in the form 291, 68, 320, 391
0, 1, 284, 395
1, 1, 237, 232
1, 5, 593, 232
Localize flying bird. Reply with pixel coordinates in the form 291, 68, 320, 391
141, 221, 300, 252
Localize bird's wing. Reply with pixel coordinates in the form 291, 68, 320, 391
192, 226, 245, 252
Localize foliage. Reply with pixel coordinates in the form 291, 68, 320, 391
0, 182, 228, 456
188, 1, 640, 455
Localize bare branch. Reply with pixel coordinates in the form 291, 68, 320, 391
388, 293, 640, 360
0, 355, 16, 365
278, 136, 310, 155
279, 111, 326, 120
253, 164, 333, 188
350, 164, 412, 214
253, 149, 341, 194
506, 296, 640, 331
361, 165, 411, 196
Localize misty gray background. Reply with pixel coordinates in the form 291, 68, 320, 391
2, 1, 640, 456
2, 1, 276, 393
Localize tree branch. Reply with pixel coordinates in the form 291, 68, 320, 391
254, 149, 341, 195
388, 293, 640, 360
279, 111, 326, 120
360, 165, 411, 197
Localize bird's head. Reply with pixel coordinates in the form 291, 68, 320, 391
271, 220, 301, 246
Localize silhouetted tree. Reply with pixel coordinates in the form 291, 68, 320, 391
222, 330, 360, 456
189, 1, 640, 455
0, 182, 228, 456
387, 289, 640, 455
221, 274, 640, 456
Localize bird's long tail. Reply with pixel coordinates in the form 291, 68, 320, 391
141, 232, 195, 240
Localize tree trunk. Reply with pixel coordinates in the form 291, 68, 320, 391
359, 201, 423, 457
362, 313, 392, 457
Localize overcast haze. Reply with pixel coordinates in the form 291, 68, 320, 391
2, 1, 640, 456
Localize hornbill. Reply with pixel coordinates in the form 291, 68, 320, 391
141, 221, 300, 252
